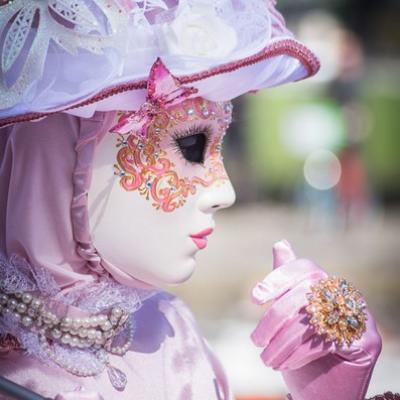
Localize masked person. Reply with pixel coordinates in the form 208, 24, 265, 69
0, 1, 389, 399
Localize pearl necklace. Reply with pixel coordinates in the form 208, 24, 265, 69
0, 290, 132, 391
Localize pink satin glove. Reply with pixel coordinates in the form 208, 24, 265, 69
251, 240, 382, 400
55, 391, 104, 400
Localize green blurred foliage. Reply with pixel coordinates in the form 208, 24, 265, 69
246, 89, 304, 194
245, 81, 400, 201
363, 91, 400, 199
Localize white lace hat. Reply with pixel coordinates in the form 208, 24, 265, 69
0, 0, 319, 126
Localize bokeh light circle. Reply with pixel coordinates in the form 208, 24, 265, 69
303, 149, 342, 190
281, 104, 345, 158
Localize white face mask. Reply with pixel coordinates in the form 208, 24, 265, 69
88, 98, 236, 287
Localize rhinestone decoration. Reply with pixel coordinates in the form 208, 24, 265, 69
305, 277, 367, 346
107, 363, 128, 391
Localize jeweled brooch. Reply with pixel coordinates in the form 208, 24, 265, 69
306, 276, 367, 346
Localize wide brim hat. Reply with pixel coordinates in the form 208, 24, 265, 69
0, 0, 319, 127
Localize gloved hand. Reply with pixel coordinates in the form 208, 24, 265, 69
251, 240, 382, 400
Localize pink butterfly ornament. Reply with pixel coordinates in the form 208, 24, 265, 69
110, 58, 198, 138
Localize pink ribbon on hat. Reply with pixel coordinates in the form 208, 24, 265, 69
110, 58, 198, 138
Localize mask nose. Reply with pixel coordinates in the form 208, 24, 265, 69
197, 178, 236, 213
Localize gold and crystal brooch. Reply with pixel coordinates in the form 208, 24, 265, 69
306, 276, 367, 346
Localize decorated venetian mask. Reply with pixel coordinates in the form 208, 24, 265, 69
88, 97, 236, 287
113, 97, 232, 212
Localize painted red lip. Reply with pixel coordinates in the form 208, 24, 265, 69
190, 228, 214, 250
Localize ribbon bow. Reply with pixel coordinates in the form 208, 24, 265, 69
111, 58, 198, 138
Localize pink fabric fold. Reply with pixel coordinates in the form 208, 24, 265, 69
0, 112, 151, 289
72, 113, 116, 278
1, 115, 93, 288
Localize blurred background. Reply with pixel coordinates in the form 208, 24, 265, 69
172, 0, 400, 398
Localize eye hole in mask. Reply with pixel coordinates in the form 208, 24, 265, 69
173, 126, 211, 164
